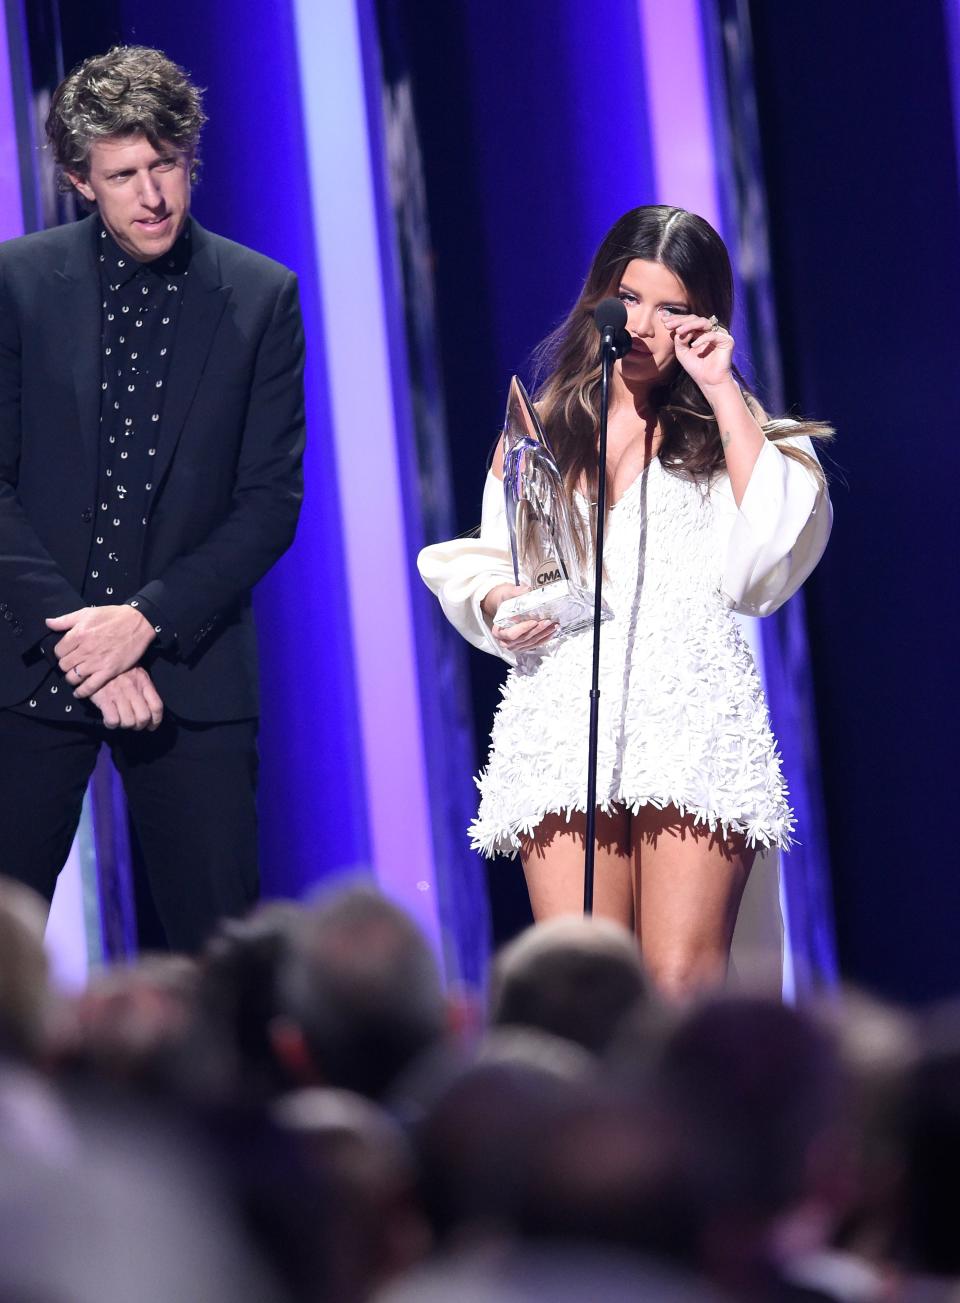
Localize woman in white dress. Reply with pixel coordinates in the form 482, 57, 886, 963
419, 206, 832, 997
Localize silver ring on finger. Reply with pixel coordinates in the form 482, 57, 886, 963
708, 314, 720, 331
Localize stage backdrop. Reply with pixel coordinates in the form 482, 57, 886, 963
3, 0, 856, 995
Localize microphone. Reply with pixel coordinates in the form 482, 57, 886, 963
593, 297, 633, 359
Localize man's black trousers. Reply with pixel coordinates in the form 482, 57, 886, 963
0, 708, 260, 953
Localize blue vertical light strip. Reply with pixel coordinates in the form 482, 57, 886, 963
636, 0, 724, 228
0, 1, 22, 241
290, 0, 442, 957
944, 0, 960, 190
357, 2, 490, 984
702, 0, 837, 995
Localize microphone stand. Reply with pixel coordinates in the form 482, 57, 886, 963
583, 322, 621, 915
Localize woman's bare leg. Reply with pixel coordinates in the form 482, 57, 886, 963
520, 807, 634, 929
632, 804, 755, 1000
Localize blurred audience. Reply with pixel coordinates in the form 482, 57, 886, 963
0, 877, 51, 1063
3, 875, 960, 1302
272, 883, 448, 1100
489, 914, 648, 1054
52, 952, 199, 1092
645, 995, 851, 1299
196, 900, 306, 1101
0, 879, 77, 1171
375, 1242, 725, 1302
900, 1003, 960, 1295
785, 991, 918, 1301
413, 1027, 594, 1249
274, 1087, 430, 1298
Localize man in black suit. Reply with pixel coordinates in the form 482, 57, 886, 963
0, 46, 305, 950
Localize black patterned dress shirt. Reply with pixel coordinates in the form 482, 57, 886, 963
16, 223, 190, 721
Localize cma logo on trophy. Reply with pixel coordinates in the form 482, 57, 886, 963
533, 560, 564, 587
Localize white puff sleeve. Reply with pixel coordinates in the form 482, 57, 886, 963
711, 430, 832, 618
416, 471, 518, 662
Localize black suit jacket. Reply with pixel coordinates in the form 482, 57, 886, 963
0, 214, 305, 720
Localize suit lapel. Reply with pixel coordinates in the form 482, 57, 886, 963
55, 218, 102, 484
150, 220, 230, 496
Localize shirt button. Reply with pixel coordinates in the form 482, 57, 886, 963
81, 508, 93, 522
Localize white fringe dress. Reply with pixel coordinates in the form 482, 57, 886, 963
418, 431, 831, 860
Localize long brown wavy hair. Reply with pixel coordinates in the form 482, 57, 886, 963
530, 206, 832, 553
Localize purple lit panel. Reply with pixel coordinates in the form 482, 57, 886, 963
291, 0, 441, 954
944, 0, 960, 186
636, 0, 723, 229
0, 4, 23, 241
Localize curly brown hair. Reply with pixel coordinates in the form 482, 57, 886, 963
45, 45, 206, 189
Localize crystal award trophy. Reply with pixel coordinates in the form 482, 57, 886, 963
493, 376, 612, 637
